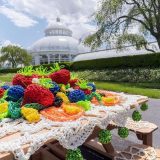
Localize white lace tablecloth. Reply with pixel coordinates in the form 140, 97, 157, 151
0, 93, 148, 160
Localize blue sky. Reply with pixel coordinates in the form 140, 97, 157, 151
0, 0, 98, 48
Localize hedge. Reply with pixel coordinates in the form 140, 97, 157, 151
0, 62, 71, 74
71, 53, 160, 70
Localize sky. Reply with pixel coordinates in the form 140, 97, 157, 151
0, 0, 99, 48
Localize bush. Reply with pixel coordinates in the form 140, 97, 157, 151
73, 68, 160, 83
0, 62, 72, 74
71, 53, 160, 70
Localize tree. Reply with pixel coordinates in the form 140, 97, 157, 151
84, 0, 160, 52
0, 45, 32, 68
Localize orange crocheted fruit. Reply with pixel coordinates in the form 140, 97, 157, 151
102, 96, 119, 106
62, 103, 84, 115
91, 97, 100, 106
40, 106, 84, 122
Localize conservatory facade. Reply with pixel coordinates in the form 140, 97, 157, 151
29, 18, 87, 65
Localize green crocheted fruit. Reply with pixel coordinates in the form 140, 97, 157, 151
24, 103, 44, 111
98, 130, 112, 144
140, 103, 148, 111
76, 100, 91, 111
118, 127, 129, 138
66, 148, 83, 160
132, 110, 142, 121
8, 102, 21, 119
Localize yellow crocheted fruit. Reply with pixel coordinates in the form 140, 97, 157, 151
56, 92, 69, 104
62, 103, 84, 115
0, 102, 8, 114
60, 84, 66, 93
21, 107, 40, 123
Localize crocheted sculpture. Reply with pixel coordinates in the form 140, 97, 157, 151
21, 107, 40, 123
68, 90, 86, 103
76, 100, 91, 111
98, 130, 112, 144
56, 92, 70, 104
23, 84, 54, 107
23, 103, 44, 111
50, 69, 70, 85
66, 148, 83, 160
54, 97, 63, 107
12, 74, 38, 88
69, 79, 79, 87
87, 83, 96, 92
132, 110, 142, 121
118, 127, 129, 138
1, 85, 10, 90
49, 82, 60, 94
8, 101, 21, 119
7, 85, 24, 102
140, 103, 148, 111
0, 88, 5, 98
0, 102, 9, 120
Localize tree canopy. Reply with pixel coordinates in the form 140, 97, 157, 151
84, 0, 160, 52
0, 45, 32, 68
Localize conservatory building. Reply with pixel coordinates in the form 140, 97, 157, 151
29, 18, 88, 65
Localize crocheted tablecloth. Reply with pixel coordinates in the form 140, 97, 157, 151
0, 92, 148, 160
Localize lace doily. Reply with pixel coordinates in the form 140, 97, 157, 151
0, 93, 148, 160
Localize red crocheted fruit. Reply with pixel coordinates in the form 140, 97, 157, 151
73, 86, 80, 90
23, 84, 54, 107
12, 74, 38, 88
50, 69, 70, 85
82, 89, 92, 95
0, 88, 5, 98
69, 79, 79, 87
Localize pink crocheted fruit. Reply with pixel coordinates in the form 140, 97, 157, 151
0, 88, 5, 98
12, 74, 38, 88
23, 84, 54, 107
50, 69, 70, 85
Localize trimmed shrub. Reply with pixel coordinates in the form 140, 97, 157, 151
71, 53, 160, 70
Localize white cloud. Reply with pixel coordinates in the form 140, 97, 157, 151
1, 0, 99, 38
0, 6, 37, 27
0, 40, 21, 47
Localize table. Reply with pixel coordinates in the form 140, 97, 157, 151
0, 91, 149, 160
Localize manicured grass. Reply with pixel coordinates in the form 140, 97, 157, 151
95, 81, 160, 99
0, 73, 15, 82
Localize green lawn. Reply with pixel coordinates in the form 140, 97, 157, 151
0, 73, 15, 82
95, 81, 160, 99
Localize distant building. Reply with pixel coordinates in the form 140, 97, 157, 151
29, 18, 88, 65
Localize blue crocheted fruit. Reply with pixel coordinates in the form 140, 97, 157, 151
1, 85, 10, 90
49, 82, 60, 94
7, 85, 24, 102
87, 83, 96, 92
69, 89, 85, 103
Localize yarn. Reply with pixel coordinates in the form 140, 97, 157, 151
56, 92, 70, 104
87, 83, 96, 92
0, 88, 5, 98
66, 148, 83, 160
21, 107, 40, 123
76, 100, 91, 111
118, 127, 129, 138
1, 85, 10, 90
50, 69, 70, 85
140, 103, 148, 111
49, 82, 60, 94
7, 85, 24, 102
23, 103, 44, 111
0, 102, 9, 119
23, 84, 54, 107
54, 97, 63, 107
8, 101, 21, 119
68, 90, 86, 103
98, 130, 112, 144
132, 110, 142, 121
69, 79, 79, 87
86, 92, 102, 102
